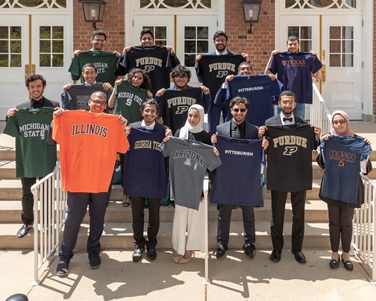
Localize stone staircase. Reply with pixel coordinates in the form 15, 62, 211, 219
1, 133, 375, 251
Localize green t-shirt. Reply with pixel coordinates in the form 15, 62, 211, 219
68, 50, 119, 85
3, 108, 57, 178
114, 80, 148, 124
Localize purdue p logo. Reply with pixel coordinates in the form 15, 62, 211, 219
283, 146, 298, 156
176, 106, 189, 114
216, 70, 228, 78
143, 65, 155, 73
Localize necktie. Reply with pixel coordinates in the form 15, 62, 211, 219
283, 117, 293, 122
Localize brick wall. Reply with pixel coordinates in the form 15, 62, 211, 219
73, 0, 125, 53
224, 0, 275, 74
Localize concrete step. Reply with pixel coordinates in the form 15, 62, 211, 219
0, 221, 330, 250
0, 198, 329, 223
0, 161, 16, 179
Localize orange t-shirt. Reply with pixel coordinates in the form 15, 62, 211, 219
53, 110, 129, 193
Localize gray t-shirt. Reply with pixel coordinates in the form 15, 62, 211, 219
161, 136, 221, 210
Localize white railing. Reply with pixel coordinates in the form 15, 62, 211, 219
352, 175, 376, 282
310, 83, 332, 134
31, 162, 66, 285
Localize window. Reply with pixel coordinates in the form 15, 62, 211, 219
285, 0, 356, 9
287, 26, 312, 51
184, 26, 209, 67
140, 0, 211, 9
0, 26, 22, 67
39, 26, 64, 67
143, 26, 167, 46
329, 26, 353, 67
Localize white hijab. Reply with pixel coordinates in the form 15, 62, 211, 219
178, 104, 205, 139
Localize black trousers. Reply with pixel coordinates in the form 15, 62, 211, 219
21, 177, 37, 225
131, 196, 160, 249
327, 202, 354, 253
217, 204, 255, 246
59, 191, 110, 263
270, 190, 306, 252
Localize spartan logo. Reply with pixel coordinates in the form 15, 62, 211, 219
283, 146, 298, 156
216, 70, 228, 78
143, 65, 155, 73
176, 106, 189, 114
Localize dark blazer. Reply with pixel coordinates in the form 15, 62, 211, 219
209, 50, 236, 55
216, 120, 258, 139
265, 113, 305, 126
16, 97, 59, 109
130, 121, 168, 131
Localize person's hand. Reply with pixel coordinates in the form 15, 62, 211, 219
268, 74, 277, 81
165, 128, 172, 137
241, 53, 249, 61
165, 45, 175, 54
156, 88, 166, 97
211, 132, 218, 144
225, 74, 234, 83
122, 46, 131, 53
115, 79, 123, 86
118, 115, 128, 125
195, 54, 202, 62
54, 108, 64, 116
102, 82, 113, 91
63, 83, 72, 91
364, 138, 371, 145
113, 51, 121, 57
213, 147, 219, 157
73, 50, 81, 57
261, 137, 269, 150
313, 125, 321, 139
258, 125, 267, 138
6, 108, 18, 118
147, 91, 153, 98
310, 50, 317, 56
272, 50, 279, 55
201, 86, 210, 95
321, 134, 330, 141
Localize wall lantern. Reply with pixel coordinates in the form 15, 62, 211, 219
241, 0, 263, 34
78, 0, 107, 30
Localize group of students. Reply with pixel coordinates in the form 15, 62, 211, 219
3, 28, 372, 278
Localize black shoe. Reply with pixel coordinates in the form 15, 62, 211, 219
132, 246, 144, 262
243, 244, 256, 259
216, 243, 228, 259
147, 247, 157, 261
16, 224, 32, 238
329, 258, 340, 269
341, 256, 353, 271
88, 254, 101, 269
292, 250, 306, 264
56, 260, 69, 277
270, 249, 282, 262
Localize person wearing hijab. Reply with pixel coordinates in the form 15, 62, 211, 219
171, 104, 211, 264
318, 110, 372, 271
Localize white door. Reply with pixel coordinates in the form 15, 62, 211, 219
132, 15, 217, 86
0, 14, 71, 117
278, 14, 362, 119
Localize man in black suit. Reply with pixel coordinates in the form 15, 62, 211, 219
259, 90, 321, 264
6, 74, 59, 238
211, 96, 268, 259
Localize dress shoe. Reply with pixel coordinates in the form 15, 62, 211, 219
341, 256, 354, 271
329, 257, 340, 269
147, 247, 157, 261
88, 254, 101, 269
292, 250, 306, 264
132, 246, 144, 262
270, 249, 282, 262
243, 244, 256, 259
56, 260, 69, 277
216, 243, 228, 259
16, 224, 32, 238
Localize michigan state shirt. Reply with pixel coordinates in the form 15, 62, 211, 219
3, 108, 57, 178
210, 136, 263, 206
266, 124, 316, 192
160, 137, 222, 210
68, 50, 119, 84
268, 52, 322, 104
319, 135, 372, 204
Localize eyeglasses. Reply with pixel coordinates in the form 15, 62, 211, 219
333, 120, 346, 125
232, 108, 246, 113
281, 100, 295, 105
91, 99, 107, 106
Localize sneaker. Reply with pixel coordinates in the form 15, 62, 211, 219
56, 261, 69, 277
147, 247, 157, 261
243, 244, 256, 259
132, 246, 144, 262
88, 254, 101, 269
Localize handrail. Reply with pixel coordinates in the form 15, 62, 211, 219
310, 83, 332, 134
31, 162, 66, 285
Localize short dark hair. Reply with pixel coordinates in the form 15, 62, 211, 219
91, 30, 107, 40
25, 73, 46, 88
141, 99, 159, 114
213, 30, 228, 41
140, 28, 154, 40
171, 65, 191, 80
238, 61, 252, 72
229, 96, 249, 109
82, 63, 98, 73
279, 90, 296, 101
127, 68, 152, 91
90, 91, 108, 101
287, 35, 299, 43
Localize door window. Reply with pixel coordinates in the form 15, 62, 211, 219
184, 26, 209, 66
287, 26, 312, 51
285, 0, 356, 9
140, 0, 211, 9
39, 26, 64, 67
329, 26, 353, 67
0, 26, 22, 67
